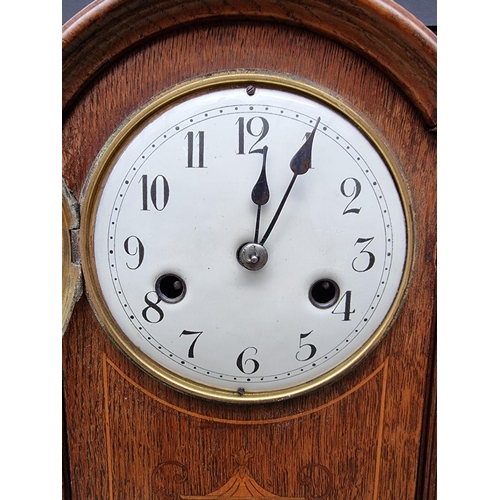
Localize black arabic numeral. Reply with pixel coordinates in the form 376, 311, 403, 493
123, 236, 144, 270
186, 131, 206, 168
352, 237, 376, 272
296, 330, 317, 362
236, 116, 269, 154
236, 347, 260, 374
142, 291, 164, 323
179, 330, 203, 358
332, 291, 355, 321
340, 177, 362, 214
140, 174, 169, 211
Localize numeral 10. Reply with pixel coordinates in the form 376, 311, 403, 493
140, 174, 169, 211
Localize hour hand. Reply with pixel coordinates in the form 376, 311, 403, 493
251, 146, 270, 243
237, 147, 270, 271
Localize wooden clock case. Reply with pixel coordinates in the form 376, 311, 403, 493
62, 1, 436, 498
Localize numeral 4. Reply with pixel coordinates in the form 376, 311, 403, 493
332, 291, 355, 321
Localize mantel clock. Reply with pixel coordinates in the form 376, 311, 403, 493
63, 1, 436, 498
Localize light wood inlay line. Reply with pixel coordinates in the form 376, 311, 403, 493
102, 355, 114, 500
103, 353, 389, 424
373, 357, 390, 499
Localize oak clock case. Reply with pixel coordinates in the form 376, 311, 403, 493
63, 1, 436, 498
80, 73, 412, 403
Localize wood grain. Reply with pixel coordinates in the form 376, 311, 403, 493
63, 2, 436, 498
63, 0, 437, 125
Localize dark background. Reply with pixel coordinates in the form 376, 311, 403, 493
62, 0, 437, 29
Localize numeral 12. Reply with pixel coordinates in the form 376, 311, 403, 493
236, 116, 269, 154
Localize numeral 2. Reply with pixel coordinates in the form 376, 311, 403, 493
340, 177, 362, 214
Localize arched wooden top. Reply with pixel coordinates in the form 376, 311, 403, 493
62, 0, 436, 126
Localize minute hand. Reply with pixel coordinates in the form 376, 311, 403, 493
259, 117, 321, 246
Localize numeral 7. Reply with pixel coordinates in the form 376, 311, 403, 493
179, 330, 203, 358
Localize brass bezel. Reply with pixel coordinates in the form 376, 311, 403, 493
80, 71, 415, 404
62, 181, 81, 334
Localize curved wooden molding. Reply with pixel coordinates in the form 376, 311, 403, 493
62, 0, 436, 126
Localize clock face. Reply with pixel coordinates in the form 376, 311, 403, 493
81, 73, 412, 402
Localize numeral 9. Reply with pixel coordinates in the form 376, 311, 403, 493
124, 235, 144, 270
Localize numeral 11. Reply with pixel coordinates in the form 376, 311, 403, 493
186, 131, 206, 168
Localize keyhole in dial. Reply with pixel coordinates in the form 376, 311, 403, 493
155, 274, 186, 304
309, 279, 340, 309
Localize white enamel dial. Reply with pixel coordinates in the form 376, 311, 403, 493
82, 74, 412, 402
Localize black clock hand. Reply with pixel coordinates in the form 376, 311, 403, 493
259, 117, 320, 246
251, 145, 270, 243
